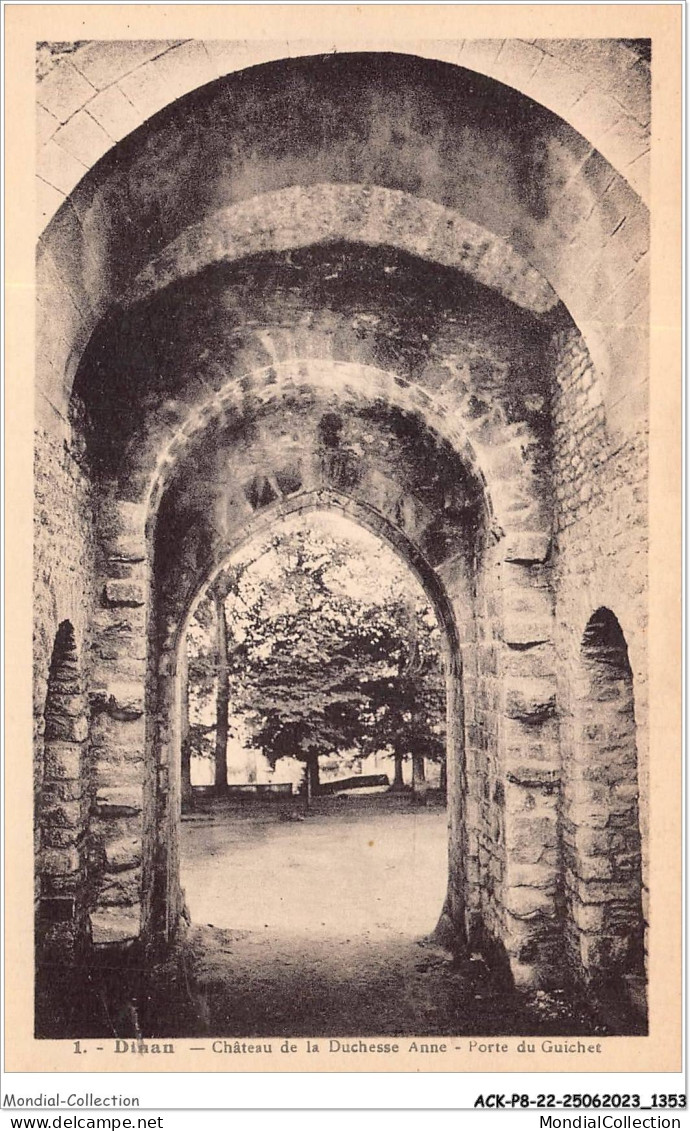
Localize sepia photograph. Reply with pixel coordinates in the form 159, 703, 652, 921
4, 3, 682, 1077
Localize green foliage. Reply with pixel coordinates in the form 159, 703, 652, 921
185, 517, 446, 773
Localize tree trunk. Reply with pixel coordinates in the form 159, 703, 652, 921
392, 751, 405, 790
439, 758, 447, 796
307, 752, 321, 796
412, 751, 426, 788
213, 591, 229, 794
302, 753, 320, 812
179, 641, 194, 812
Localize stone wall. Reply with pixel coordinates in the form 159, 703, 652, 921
550, 325, 647, 989
35, 621, 90, 960
32, 42, 651, 1014
35, 38, 650, 234
34, 422, 96, 953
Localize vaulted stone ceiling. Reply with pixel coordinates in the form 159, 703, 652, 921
73, 243, 561, 531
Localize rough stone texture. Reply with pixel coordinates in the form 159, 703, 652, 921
35, 38, 650, 233
36, 53, 649, 444
33, 427, 96, 941
551, 327, 647, 992
32, 45, 650, 1008
34, 620, 91, 961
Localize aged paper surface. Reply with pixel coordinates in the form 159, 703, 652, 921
4, 3, 682, 1078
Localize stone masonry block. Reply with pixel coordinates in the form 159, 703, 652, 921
90, 711, 145, 751
570, 899, 607, 933
41, 780, 83, 804
578, 932, 632, 974
100, 681, 145, 720
87, 85, 142, 143
41, 846, 81, 876
98, 868, 142, 906
501, 613, 552, 646
42, 826, 80, 848
37, 59, 97, 124
94, 784, 144, 815
90, 904, 141, 945
44, 712, 89, 743
41, 800, 82, 829
53, 110, 112, 169
36, 140, 87, 197
504, 678, 556, 722
506, 766, 560, 789
503, 532, 551, 563
502, 909, 552, 957
103, 580, 145, 607
104, 837, 142, 871
71, 40, 175, 91
92, 605, 146, 637
505, 861, 558, 892
569, 876, 639, 905
44, 742, 83, 780
574, 828, 626, 857
571, 855, 615, 882
503, 885, 556, 920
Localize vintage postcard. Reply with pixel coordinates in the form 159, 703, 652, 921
3, 3, 683, 1081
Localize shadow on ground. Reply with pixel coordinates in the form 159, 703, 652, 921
35, 795, 645, 1038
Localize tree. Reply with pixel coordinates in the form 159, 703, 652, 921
356, 598, 446, 790
184, 516, 446, 799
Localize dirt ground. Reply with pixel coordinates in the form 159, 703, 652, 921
181, 791, 448, 939
37, 794, 639, 1039
141, 794, 617, 1038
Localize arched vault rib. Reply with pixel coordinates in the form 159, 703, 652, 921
42, 52, 648, 442
128, 359, 550, 549
129, 185, 559, 316
150, 390, 490, 641
36, 40, 649, 235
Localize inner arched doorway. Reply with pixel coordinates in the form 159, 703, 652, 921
152, 482, 470, 954
79, 240, 567, 993
175, 510, 456, 1032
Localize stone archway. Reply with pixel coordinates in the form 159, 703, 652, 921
172, 498, 466, 940
75, 232, 566, 986
32, 39, 652, 1025
145, 420, 478, 953
37, 51, 648, 445
36, 38, 650, 233
563, 608, 645, 993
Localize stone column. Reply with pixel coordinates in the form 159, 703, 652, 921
37, 627, 90, 961
88, 501, 148, 946
440, 647, 467, 945
497, 532, 562, 989
179, 641, 193, 811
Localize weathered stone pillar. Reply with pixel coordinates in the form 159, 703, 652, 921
563, 610, 644, 988
88, 501, 148, 945
179, 641, 193, 811
37, 623, 90, 961
154, 643, 184, 939
442, 648, 467, 943
497, 531, 561, 988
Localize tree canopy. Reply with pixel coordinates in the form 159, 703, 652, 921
185, 514, 446, 787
